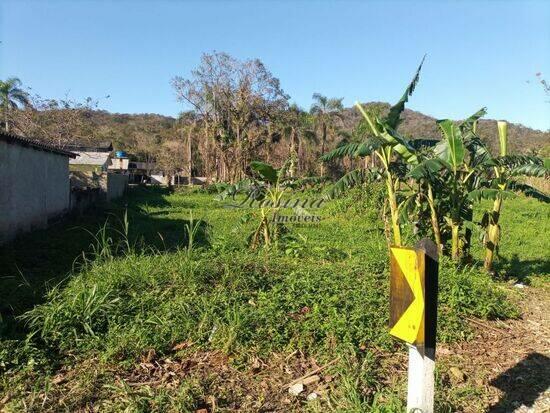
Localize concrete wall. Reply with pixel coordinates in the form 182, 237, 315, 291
69, 188, 101, 216
106, 173, 128, 201
150, 174, 169, 185
0, 140, 70, 244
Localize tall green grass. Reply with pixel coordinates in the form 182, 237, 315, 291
1, 185, 543, 412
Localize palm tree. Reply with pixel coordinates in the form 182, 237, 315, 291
0, 77, 30, 132
310, 93, 344, 175
281, 104, 316, 177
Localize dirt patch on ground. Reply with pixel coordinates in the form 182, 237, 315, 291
113, 348, 348, 412
439, 283, 550, 412
24, 349, 345, 412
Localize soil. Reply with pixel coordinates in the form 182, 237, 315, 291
439, 283, 550, 412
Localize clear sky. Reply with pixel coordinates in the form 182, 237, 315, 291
1, 0, 549, 130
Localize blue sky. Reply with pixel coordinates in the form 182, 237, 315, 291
1, 0, 549, 130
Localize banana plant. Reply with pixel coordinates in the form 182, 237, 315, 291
472, 121, 550, 272
406, 158, 445, 251
321, 57, 425, 246
217, 159, 305, 249
406, 108, 490, 260
248, 161, 286, 248
411, 113, 549, 263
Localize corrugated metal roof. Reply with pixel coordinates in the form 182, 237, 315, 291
70, 151, 111, 166
0, 131, 77, 158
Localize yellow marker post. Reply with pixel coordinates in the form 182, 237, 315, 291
389, 247, 425, 344
389, 239, 438, 413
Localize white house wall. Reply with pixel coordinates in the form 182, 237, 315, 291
0, 140, 70, 244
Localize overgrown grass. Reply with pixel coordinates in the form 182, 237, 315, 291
0, 185, 546, 412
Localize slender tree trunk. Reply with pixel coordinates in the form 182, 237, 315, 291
289, 128, 297, 178
463, 207, 474, 258
4, 104, 9, 132
205, 128, 212, 183
298, 134, 303, 175
187, 124, 193, 186
484, 122, 508, 272
386, 172, 401, 246
484, 196, 502, 271
320, 123, 327, 176
427, 184, 443, 252
450, 174, 461, 261
451, 222, 460, 261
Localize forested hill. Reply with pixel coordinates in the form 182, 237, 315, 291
87, 104, 550, 155
14, 104, 549, 157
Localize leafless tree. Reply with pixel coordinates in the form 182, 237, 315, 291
172, 52, 289, 182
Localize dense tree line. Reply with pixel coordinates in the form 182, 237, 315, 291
2, 53, 549, 183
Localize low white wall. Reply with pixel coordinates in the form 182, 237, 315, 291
0, 140, 70, 244
150, 174, 168, 185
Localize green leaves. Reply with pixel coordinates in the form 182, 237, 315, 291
507, 182, 550, 203
386, 55, 426, 129
436, 120, 464, 170
250, 161, 278, 184
484, 155, 548, 177
408, 158, 444, 180
216, 179, 263, 201
320, 139, 383, 162
324, 168, 381, 199
459, 107, 487, 134
510, 163, 548, 177
467, 189, 516, 202
378, 125, 419, 165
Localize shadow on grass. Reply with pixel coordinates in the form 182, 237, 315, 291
489, 353, 550, 412
0, 186, 210, 339
493, 253, 550, 281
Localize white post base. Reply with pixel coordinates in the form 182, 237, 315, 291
407, 344, 435, 413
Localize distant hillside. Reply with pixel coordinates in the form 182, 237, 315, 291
96, 104, 548, 156
76, 110, 177, 150
13, 104, 549, 157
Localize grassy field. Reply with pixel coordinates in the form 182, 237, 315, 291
0, 185, 548, 412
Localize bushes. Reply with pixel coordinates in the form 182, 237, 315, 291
439, 260, 519, 319
22, 252, 279, 358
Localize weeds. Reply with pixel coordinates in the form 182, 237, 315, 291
1, 187, 545, 411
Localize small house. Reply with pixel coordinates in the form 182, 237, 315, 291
68, 142, 113, 172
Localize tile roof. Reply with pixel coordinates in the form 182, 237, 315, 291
0, 131, 77, 158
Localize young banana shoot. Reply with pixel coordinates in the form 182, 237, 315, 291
484, 121, 507, 271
